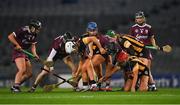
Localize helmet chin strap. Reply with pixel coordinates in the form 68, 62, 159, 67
137, 22, 145, 26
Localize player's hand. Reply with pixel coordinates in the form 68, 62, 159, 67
88, 53, 93, 59
15, 45, 22, 51
154, 45, 160, 50
100, 48, 106, 54
49, 67, 54, 71
34, 55, 40, 61
73, 73, 78, 78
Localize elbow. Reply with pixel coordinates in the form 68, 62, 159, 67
8, 33, 14, 40
8, 35, 11, 40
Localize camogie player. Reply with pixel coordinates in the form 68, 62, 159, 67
8, 20, 42, 92
129, 11, 159, 91
28, 32, 77, 92
80, 23, 119, 91
76, 22, 107, 91
104, 31, 150, 92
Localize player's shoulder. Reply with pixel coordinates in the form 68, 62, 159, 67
81, 33, 89, 38
131, 23, 152, 28
16, 26, 30, 33
54, 35, 63, 40
144, 23, 152, 28
21, 26, 30, 32
131, 24, 138, 28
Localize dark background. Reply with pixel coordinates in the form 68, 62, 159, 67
0, 0, 180, 87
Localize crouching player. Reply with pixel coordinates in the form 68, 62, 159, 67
123, 57, 149, 92
28, 32, 77, 92
104, 30, 151, 92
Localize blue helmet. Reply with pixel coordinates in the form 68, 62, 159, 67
87, 22, 97, 30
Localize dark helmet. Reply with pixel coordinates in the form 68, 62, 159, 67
87, 22, 98, 31
29, 19, 42, 29
135, 11, 145, 19
63, 32, 73, 41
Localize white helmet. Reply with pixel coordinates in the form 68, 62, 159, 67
65, 41, 76, 54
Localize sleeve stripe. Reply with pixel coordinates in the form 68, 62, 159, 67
13, 32, 16, 37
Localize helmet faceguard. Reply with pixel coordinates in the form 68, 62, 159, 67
63, 32, 73, 42
86, 22, 98, 32
29, 19, 42, 29
135, 11, 145, 19
135, 11, 146, 25
65, 41, 77, 54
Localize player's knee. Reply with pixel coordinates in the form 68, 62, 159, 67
18, 68, 27, 75
27, 72, 33, 78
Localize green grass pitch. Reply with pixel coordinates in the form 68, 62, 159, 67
0, 88, 180, 104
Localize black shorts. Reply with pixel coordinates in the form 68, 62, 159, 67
138, 48, 150, 58
138, 67, 150, 76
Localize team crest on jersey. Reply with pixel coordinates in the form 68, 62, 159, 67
140, 29, 144, 33
135, 29, 139, 33
145, 29, 148, 34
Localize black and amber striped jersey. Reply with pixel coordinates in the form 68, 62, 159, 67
117, 35, 148, 58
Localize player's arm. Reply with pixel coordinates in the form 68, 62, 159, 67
123, 40, 136, 56
43, 48, 57, 71
46, 48, 57, 62
31, 43, 39, 59
8, 32, 21, 50
82, 36, 106, 54
150, 35, 159, 49
88, 42, 94, 59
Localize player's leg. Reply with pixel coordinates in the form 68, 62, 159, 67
94, 64, 103, 90
72, 60, 83, 91
63, 55, 77, 76
28, 66, 50, 92
63, 55, 79, 89
147, 59, 157, 91
103, 55, 114, 91
81, 59, 90, 91
139, 75, 149, 91
19, 60, 33, 85
139, 66, 150, 92
87, 54, 105, 90
124, 78, 132, 92
11, 58, 26, 92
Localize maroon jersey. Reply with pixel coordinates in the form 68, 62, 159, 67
98, 34, 110, 48
49, 35, 69, 61
129, 23, 154, 45
13, 26, 37, 49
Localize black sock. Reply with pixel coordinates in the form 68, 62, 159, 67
83, 82, 88, 86
97, 83, 101, 88
32, 84, 38, 89
106, 82, 110, 87
14, 83, 20, 88
90, 80, 96, 85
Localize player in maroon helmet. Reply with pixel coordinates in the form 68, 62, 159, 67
8, 19, 42, 92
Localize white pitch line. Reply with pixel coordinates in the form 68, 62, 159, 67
0, 94, 179, 99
